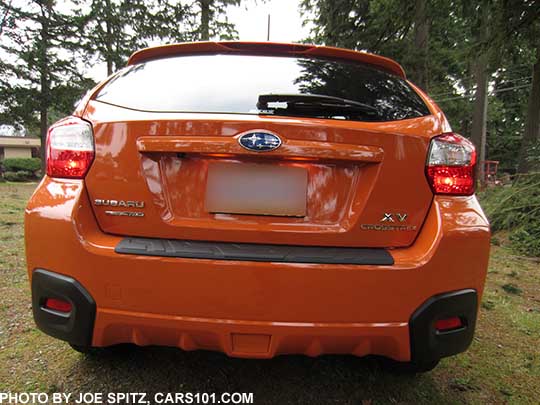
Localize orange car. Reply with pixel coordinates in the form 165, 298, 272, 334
25, 42, 490, 373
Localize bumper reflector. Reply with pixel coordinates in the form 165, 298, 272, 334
435, 316, 462, 332
44, 298, 72, 313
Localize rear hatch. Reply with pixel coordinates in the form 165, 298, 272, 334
83, 49, 439, 248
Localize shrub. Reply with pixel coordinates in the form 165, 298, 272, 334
502, 283, 522, 295
526, 142, 540, 171
509, 222, 540, 257
2, 157, 41, 173
479, 172, 540, 257
3, 170, 33, 182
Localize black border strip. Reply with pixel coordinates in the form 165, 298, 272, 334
115, 237, 394, 265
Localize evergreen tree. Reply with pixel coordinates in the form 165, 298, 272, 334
0, 0, 248, 148
300, 0, 538, 176
76, 0, 193, 76
193, 0, 242, 41
499, 0, 540, 173
469, 0, 493, 184
77, 0, 248, 77
0, 0, 94, 165
488, 54, 532, 172
300, 1, 471, 100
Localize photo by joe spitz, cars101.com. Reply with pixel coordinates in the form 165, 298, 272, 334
25, 41, 490, 374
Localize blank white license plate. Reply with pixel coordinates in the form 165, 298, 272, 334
206, 162, 308, 217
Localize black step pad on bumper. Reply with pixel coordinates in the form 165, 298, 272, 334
115, 237, 394, 265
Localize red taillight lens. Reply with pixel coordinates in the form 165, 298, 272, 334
426, 133, 476, 195
46, 117, 94, 179
435, 316, 463, 332
44, 298, 72, 313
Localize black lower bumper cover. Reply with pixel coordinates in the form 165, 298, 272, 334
409, 289, 478, 363
32, 269, 96, 347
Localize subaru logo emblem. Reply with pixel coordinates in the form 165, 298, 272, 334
238, 131, 282, 152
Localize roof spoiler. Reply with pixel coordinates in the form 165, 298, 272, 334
127, 41, 406, 78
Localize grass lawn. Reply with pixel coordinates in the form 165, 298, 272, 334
0, 182, 539, 404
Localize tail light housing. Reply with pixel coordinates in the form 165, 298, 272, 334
46, 117, 94, 179
426, 133, 476, 196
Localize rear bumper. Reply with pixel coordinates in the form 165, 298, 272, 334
31, 271, 478, 361
25, 177, 490, 361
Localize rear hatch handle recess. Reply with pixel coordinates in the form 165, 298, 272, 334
137, 135, 384, 164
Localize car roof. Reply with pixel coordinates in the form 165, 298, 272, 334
127, 41, 406, 78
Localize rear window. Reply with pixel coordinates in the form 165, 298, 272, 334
95, 54, 430, 122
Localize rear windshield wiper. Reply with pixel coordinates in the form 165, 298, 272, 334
257, 93, 379, 118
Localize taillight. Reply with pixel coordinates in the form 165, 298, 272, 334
46, 117, 94, 179
426, 133, 476, 196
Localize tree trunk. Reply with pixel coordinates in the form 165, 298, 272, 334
413, 0, 429, 90
470, 1, 490, 187
460, 62, 475, 136
105, 0, 113, 75
471, 58, 488, 185
517, 46, 540, 173
38, 2, 52, 174
199, 0, 211, 41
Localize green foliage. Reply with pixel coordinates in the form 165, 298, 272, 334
300, 0, 471, 92
485, 44, 537, 173
75, 0, 245, 76
2, 158, 41, 173
77, 0, 192, 75
300, 0, 482, 136
526, 141, 540, 171
300, 0, 539, 173
479, 173, 540, 256
2, 171, 33, 182
191, 0, 242, 41
501, 283, 523, 295
509, 223, 540, 257
0, 0, 247, 132
0, 0, 96, 146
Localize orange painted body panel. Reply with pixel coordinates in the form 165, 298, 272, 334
127, 41, 406, 78
25, 176, 490, 360
25, 42, 490, 361
82, 101, 440, 247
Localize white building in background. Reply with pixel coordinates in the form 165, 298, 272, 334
0, 136, 41, 159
